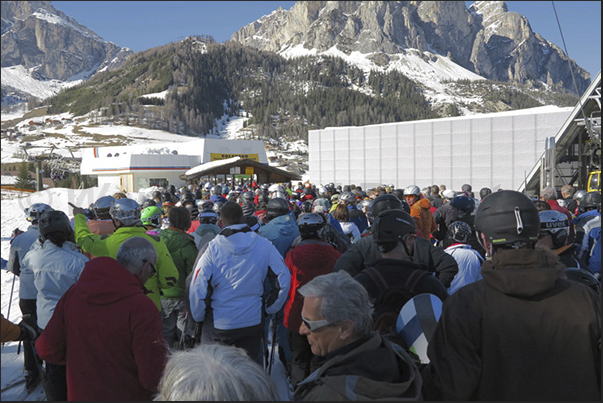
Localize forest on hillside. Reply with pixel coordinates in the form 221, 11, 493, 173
47, 37, 576, 142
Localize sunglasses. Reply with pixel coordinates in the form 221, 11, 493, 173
301, 315, 332, 332
143, 260, 157, 277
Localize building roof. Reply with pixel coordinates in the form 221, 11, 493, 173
180, 158, 301, 182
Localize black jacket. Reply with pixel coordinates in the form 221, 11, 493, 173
422, 248, 601, 401
333, 233, 458, 288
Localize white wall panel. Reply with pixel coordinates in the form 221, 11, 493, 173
309, 107, 573, 191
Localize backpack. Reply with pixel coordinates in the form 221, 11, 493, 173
318, 223, 350, 254
361, 267, 430, 333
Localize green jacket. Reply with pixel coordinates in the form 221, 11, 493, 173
159, 227, 198, 300
74, 214, 178, 310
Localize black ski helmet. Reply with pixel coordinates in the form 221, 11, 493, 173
266, 197, 290, 219
371, 194, 402, 217
38, 210, 72, 237
297, 212, 326, 239
372, 209, 417, 245
580, 191, 601, 212
448, 220, 472, 243
475, 190, 540, 248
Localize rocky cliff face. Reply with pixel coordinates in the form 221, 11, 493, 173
231, 1, 590, 94
1, 1, 132, 95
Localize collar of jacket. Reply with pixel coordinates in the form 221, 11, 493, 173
219, 223, 251, 237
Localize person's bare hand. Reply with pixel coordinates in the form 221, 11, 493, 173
68, 202, 86, 217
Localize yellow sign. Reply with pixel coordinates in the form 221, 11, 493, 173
245, 167, 254, 176
210, 153, 259, 162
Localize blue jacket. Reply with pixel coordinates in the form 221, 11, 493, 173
572, 210, 601, 275
348, 205, 369, 234
25, 240, 88, 329
189, 224, 290, 330
258, 211, 300, 257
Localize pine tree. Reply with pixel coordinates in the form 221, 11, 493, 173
16, 161, 35, 190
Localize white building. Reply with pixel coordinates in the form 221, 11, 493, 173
80, 138, 267, 192
308, 106, 573, 192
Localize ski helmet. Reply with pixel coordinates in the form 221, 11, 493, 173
475, 190, 540, 248
313, 198, 330, 210
339, 191, 356, 206
266, 197, 290, 219
371, 194, 402, 218
573, 190, 587, 202
38, 210, 72, 238
448, 220, 472, 244
211, 185, 222, 196
538, 210, 569, 248
403, 185, 421, 197
152, 190, 162, 201
140, 199, 157, 210
392, 188, 405, 201
197, 200, 213, 211
450, 196, 476, 215
297, 212, 326, 239
92, 196, 115, 220
212, 201, 224, 215
372, 209, 417, 252
580, 191, 601, 211
240, 191, 255, 204
109, 198, 142, 227
27, 203, 53, 222
442, 189, 457, 200
141, 206, 163, 227
161, 192, 173, 204
183, 201, 199, 219
301, 201, 313, 213
479, 187, 492, 200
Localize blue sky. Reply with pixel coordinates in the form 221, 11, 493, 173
52, 1, 601, 79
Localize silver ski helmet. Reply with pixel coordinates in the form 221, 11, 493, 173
109, 198, 142, 227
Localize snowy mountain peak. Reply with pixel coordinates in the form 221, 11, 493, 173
1, 0, 133, 106
231, 1, 590, 95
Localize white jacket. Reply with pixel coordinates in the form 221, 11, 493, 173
25, 240, 88, 329
444, 243, 484, 295
189, 224, 290, 330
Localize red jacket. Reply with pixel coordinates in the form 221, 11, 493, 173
36, 257, 167, 401
284, 241, 341, 333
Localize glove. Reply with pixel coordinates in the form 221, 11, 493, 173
18, 316, 39, 341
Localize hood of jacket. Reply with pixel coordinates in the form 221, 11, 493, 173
413, 197, 432, 211
481, 248, 564, 297
295, 332, 421, 401
264, 211, 298, 237
195, 223, 220, 237
213, 224, 259, 255
288, 242, 341, 272
76, 257, 147, 305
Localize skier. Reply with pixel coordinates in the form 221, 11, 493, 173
443, 220, 484, 294
6, 202, 53, 391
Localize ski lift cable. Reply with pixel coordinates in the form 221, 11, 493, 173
551, 1, 589, 122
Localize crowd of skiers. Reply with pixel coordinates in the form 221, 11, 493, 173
3, 178, 601, 401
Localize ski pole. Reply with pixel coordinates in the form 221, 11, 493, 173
6, 273, 16, 320
268, 314, 277, 375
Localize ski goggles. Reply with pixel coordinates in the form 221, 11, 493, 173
301, 315, 332, 332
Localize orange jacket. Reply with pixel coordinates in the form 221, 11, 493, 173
410, 198, 437, 240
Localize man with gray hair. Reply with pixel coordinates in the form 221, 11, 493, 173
155, 344, 280, 401
36, 237, 167, 401
293, 271, 422, 401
